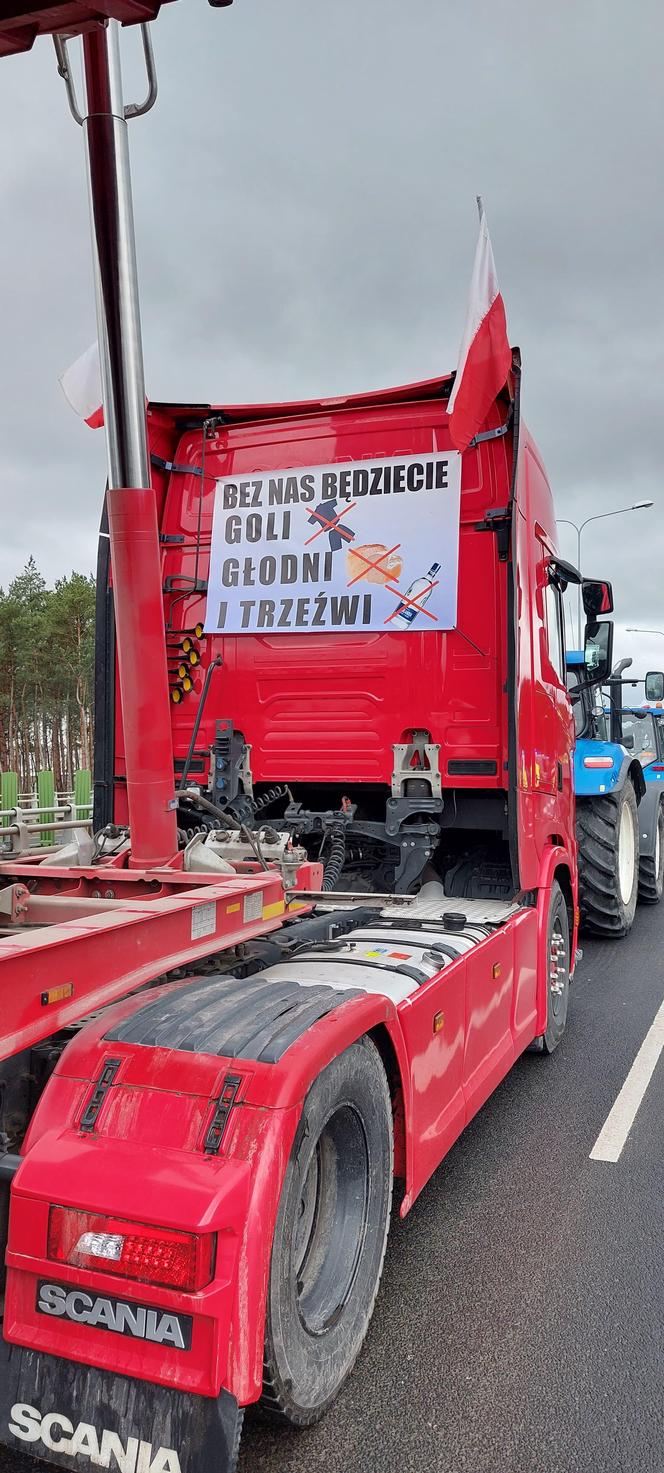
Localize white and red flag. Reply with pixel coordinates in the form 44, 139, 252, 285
447, 201, 511, 453
59, 340, 104, 428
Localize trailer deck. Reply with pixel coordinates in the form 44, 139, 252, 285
0, 861, 318, 1061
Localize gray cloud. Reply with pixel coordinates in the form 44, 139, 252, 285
0, 0, 661, 674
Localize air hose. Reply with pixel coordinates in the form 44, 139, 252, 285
321, 820, 347, 892
181, 789, 269, 871
254, 784, 290, 814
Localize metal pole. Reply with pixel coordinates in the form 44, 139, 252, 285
81, 23, 177, 867
82, 23, 149, 489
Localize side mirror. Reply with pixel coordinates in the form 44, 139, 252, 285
645, 671, 664, 702
582, 578, 614, 617
584, 619, 614, 685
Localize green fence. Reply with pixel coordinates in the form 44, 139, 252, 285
0, 770, 92, 845
73, 769, 92, 820
0, 771, 18, 828
37, 770, 55, 846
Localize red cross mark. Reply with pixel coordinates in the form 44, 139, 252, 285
305, 502, 357, 546
384, 578, 439, 625
346, 543, 402, 587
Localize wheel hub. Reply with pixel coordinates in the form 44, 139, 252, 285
549, 930, 566, 998
618, 799, 636, 905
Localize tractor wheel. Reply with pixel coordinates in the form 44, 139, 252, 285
261, 1037, 393, 1426
530, 880, 570, 1055
638, 800, 664, 904
577, 782, 639, 937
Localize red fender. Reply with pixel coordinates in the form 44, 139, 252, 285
534, 843, 578, 1034
7, 982, 412, 1408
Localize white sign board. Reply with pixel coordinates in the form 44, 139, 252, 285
205, 451, 462, 635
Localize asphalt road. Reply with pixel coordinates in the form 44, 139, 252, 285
2, 907, 664, 1473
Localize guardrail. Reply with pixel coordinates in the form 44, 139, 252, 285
0, 770, 92, 849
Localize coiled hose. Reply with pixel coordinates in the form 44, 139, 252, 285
321, 820, 347, 891
254, 784, 289, 814
176, 819, 223, 847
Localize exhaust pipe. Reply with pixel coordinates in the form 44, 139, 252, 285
80, 24, 177, 867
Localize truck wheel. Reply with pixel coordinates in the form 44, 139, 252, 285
261, 1037, 393, 1426
638, 801, 664, 904
577, 782, 639, 937
531, 880, 570, 1055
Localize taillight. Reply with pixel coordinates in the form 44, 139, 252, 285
47, 1207, 214, 1291
583, 756, 613, 769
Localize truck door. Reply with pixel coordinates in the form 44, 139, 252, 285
535, 567, 571, 796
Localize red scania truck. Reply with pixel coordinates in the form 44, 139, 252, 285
0, 6, 615, 1473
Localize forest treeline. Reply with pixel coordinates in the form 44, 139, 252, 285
0, 558, 95, 790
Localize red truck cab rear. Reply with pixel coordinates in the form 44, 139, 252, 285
96, 356, 576, 907
1, 357, 583, 1473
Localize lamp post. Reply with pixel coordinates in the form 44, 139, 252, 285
626, 628, 664, 638
558, 502, 654, 645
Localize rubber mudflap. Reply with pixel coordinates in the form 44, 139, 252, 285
0, 1340, 244, 1473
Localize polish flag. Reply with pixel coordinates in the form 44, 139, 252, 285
447, 203, 512, 454
59, 341, 104, 428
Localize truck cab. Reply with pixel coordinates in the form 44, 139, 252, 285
1, 361, 588, 1473
95, 365, 579, 913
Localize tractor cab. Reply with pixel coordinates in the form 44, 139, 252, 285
566, 650, 610, 742
621, 709, 661, 768
619, 707, 664, 778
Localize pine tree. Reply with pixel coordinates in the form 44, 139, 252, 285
0, 560, 95, 791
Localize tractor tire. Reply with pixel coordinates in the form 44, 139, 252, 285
261, 1036, 393, 1426
577, 782, 639, 938
530, 880, 570, 1055
638, 800, 664, 904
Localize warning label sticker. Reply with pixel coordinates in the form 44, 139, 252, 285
191, 901, 216, 940
243, 890, 264, 923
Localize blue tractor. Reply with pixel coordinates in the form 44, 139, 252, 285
612, 680, 664, 906
566, 650, 648, 937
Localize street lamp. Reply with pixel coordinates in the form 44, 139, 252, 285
558, 501, 654, 645
626, 628, 664, 637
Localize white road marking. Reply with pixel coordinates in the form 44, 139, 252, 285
590, 995, 664, 1162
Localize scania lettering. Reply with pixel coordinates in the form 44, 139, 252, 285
0, 6, 613, 1473
8, 1405, 182, 1473
36, 1284, 191, 1349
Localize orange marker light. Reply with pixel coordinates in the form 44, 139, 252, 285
41, 983, 74, 1006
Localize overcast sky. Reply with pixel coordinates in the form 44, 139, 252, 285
0, 0, 662, 674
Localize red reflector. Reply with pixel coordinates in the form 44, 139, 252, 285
47, 1207, 214, 1291
583, 756, 613, 769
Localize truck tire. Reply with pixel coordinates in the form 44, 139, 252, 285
638, 800, 664, 904
531, 880, 570, 1054
577, 782, 639, 937
261, 1036, 393, 1425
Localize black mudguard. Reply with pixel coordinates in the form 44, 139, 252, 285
637, 783, 663, 860
0, 1340, 243, 1473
